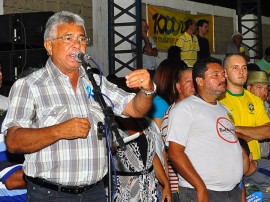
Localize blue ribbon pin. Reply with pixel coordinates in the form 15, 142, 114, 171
86, 85, 95, 98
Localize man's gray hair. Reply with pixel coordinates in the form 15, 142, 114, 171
44, 11, 86, 40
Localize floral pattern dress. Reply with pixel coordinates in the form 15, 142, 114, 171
112, 117, 159, 202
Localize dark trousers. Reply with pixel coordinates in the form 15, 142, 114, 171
26, 180, 107, 202
178, 184, 242, 202
172, 192, 180, 202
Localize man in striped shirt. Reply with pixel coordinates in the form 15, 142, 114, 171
176, 19, 200, 67
2, 11, 156, 202
161, 65, 194, 201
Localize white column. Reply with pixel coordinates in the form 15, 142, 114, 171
0, 0, 3, 15
88, 1, 109, 76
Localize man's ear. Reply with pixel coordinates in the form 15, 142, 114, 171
175, 82, 181, 94
246, 85, 251, 91
195, 77, 203, 87
44, 40, 52, 56
224, 69, 228, 78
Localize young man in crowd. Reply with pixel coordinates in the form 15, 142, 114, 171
176, 19, 199, 67
219, 54, 270, 160
196, 19, 210, 60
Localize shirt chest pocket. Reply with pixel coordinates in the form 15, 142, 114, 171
40, 106, 68, 127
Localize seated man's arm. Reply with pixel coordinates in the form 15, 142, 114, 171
4, 169, 26, 189
0, 164, 26, 190
168, 141, 209, 202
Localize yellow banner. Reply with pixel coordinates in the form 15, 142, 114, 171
147, 5, 215, 52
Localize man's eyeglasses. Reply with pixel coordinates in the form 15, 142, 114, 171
52, 34, 90, 45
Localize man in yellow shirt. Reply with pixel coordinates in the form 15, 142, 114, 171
219, 54, 270, 160
176, 19, 199, 67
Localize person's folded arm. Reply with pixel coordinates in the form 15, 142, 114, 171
6, 117, 91, 154
235, 123, 270, 140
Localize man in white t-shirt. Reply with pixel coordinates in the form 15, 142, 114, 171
167, 58, 243, 201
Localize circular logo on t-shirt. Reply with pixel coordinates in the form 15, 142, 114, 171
216, 117, 238, 143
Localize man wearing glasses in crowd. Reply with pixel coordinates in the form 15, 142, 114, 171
2, 11, 156, 201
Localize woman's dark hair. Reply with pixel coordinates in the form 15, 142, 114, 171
154, 59, 187, 105
167, 46, 181, 60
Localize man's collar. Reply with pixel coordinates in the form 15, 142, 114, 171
226, 88, 244, 96
47, 58, 86, 80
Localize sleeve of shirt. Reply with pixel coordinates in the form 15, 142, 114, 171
160, 106, 173, 143
176, 36, 184, 48
0, 133, 8, 164
148, 96, 169, 119
2, 79, 35, 135
0, 133, 24, 175
148, 118, 165, 167
100, 75, 135, 116
166, 102, 192, 147
0, 164, 22, 182
255, 97, 270, 125
149, 37, 157, 49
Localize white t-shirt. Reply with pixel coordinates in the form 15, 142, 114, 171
0, 95, 8, 112
166, 95, 243, 191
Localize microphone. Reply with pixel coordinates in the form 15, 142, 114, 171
74, 51, 91, 63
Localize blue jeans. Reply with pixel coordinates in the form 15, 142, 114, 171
26, 180, 107, 202
178, 184, 241, 202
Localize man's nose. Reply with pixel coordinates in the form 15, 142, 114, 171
239, 68, 245, 75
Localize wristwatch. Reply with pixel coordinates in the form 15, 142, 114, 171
140, 82, 157, 96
